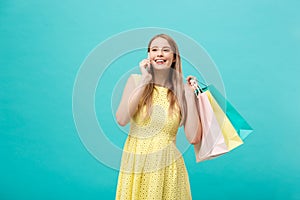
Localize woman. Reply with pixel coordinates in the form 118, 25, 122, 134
115, 34, 202, 200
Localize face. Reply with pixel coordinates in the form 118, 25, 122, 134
148, 37, 175, 69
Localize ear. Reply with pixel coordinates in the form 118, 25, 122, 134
147, 52, 150, 59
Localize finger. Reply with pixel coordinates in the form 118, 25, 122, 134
191, 85, 197, 90
145, 60, 150, 68
186, 75, 193, 82
140, 60, 148, 67
187, 75, 195, 79
146, 56, 150, 66
187, 75, 195, 80
140, 62, 147, 69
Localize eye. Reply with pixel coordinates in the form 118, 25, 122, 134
151, 48, 158, 51
163, 48, 171, 52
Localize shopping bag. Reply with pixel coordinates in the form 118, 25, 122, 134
205, 90, 244, 150
193, 90, 228, 162
189, 78, 249, 162
199, 83, 253, 140
194, 89, 244, 162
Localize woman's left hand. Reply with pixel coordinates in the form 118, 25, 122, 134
185, 75, 198, 91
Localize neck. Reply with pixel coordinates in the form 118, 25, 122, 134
152, 68, 171, 87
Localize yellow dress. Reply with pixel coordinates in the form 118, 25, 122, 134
115, 74, 192, 200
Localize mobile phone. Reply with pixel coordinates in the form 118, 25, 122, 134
146, 53, 151, 72
146, 63, 152, 73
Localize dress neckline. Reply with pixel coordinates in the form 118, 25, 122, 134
154, 85, 169, 90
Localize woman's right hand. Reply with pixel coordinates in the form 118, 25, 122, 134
139, 58, 152, 84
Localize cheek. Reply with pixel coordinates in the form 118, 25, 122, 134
167, 54, 174, 61
149, 52, 156, 59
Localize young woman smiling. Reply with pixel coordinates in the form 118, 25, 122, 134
115, 34, 201, 200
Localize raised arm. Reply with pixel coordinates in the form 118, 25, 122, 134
183, 82, 202, 144
115, 75, 148, 126
116, 58, 152, 126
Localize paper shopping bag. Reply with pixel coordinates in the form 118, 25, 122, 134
194, 90, 244, 162
194, 90, 228, 162
202, 85, 253, 140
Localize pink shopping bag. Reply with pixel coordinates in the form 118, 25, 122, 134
193, 90, 229, 162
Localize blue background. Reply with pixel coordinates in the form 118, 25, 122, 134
1, 0, 300, 199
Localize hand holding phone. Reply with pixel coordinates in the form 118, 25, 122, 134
138, 54, 153, 83
146, 54, 152, 72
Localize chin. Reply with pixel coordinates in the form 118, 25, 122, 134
152, 64, 171, 70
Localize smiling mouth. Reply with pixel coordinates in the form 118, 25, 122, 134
154, 59, 166, 64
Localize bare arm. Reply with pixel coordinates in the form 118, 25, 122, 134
115, 75, 149, 126
183, 83, 202, 144
116, 58, 152, 126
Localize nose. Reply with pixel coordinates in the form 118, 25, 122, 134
157, 49, 163, 56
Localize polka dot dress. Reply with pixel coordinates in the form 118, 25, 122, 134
115, 74, 192, 200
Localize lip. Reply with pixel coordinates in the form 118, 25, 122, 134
154, 59, 167, 64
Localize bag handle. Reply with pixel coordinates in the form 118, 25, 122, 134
187, 76, 207, 96
195, 79, 208, 88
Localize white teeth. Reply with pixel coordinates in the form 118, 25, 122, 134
156, 59, 164, 62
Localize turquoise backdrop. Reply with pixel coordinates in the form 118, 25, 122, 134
1, 0, 299, 199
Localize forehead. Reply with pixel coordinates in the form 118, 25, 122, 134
150, 37, 171, 48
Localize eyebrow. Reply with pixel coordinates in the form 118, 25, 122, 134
150, 46, 171, 48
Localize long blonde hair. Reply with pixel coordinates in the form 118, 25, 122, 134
136, 34, 187, 126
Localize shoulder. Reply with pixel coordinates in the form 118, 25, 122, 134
122, 74, 142, 90
183, 82, 191, 90
183, 82, 195, 97
131, 73, 141, 78
130, 73, 142, 86
121, 74, 141, 94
